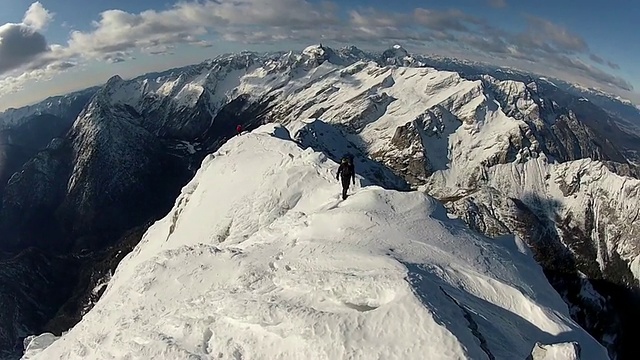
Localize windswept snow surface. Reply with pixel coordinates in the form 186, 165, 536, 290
24, 124, 608, 360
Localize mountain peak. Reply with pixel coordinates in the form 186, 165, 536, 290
388, 44, 409, 55
380, 44, 416, 66
302, 44, 327, 57
105, 74, 124, 85
296, 43, 356, 67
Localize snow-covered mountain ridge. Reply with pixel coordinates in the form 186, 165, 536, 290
0, 88, 97, 130
2, 43, 639, 359
23, 125, 607, 359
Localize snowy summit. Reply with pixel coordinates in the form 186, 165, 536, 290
23, 123, 607, 359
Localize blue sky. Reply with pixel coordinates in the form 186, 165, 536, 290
0, 0, 638, 111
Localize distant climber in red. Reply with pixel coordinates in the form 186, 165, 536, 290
236, 124, 243, 136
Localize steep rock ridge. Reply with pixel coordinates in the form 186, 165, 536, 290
0, 114, 71, 194
485, 77, 634, 172
420, 54, 640, 133
0, 84, 187, 253
398, 53, 640, 166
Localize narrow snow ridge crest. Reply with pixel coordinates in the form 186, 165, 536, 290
25, 123, 609, 360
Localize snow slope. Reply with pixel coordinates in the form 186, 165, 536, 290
23, 124, 608, 360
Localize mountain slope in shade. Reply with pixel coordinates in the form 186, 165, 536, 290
22, 125, 608, 360
0, 249, 79, 359
0, 85, 188, 253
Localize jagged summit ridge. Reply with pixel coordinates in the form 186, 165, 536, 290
22, 124, 609, 360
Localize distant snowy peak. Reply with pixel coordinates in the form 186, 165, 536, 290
380, 44, 423, 67
384, 44, 409, 58
96, 72, 207, 114
0, 87, 97, 129
97, 75, 146, 108
302, 44, 328, 59
570, 83, 634, 105
482, 76, 546, 121
65, 43, 636, 180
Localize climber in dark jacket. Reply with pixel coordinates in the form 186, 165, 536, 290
336, 155, 355, 200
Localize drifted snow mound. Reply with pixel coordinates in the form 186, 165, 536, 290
24, 124, 608, 360
527, 342, 582, 360
22, 333, 59, 359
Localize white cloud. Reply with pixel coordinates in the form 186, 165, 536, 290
64, 0, 339, 60
0, 2, 76, 99
0, 60, 74, 97
0, 23, 49, 74
0, 2, 66, 77
22, 1, 54, 31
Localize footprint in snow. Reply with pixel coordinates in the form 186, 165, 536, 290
201, 328, 213, 354
343, 302, 379, 312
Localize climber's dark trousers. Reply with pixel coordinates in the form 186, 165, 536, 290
341, 177, 350, 200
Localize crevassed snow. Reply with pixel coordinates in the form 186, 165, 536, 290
24, 124, 608, 360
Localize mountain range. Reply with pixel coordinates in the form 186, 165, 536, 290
2, 44, 640, 359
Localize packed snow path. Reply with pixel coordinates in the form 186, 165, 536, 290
24, 124, 608, 359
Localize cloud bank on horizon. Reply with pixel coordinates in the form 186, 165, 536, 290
0, 0, 637, 110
